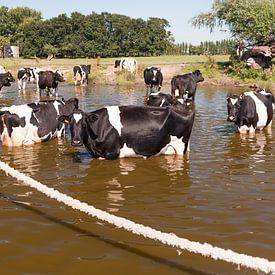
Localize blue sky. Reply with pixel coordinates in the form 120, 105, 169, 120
1, 0, 231, 44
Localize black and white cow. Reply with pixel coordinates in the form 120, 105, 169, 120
0, 98, 78, 146
171, 70, 204, 100
0, 72, 15, 91
147, 92, 186, 107
114, 58, 138, 74
59, 104, 195, 160
143, 67, 163, 93
38, 70, 65, 96
17, 67, 41, 92
73, 65, 91, 86
226, 90, 274, 134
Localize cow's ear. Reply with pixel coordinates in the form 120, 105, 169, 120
74, 98, 79, 109
86, 113, 98, 123
59, 115, 70, 123
226, 92, 232, 99
0, 111, 8, 116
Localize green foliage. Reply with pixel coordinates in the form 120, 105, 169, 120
227, 61, 274, 82
0, 7, 174, 58
116, 70, 136, 85
0, 35, 10, 46
192, 0, 274, 45
170, 39, 236, 55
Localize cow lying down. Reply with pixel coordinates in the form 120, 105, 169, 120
0, 98, 78, 146
59, 104, 195, 160
227, 90, 274, 134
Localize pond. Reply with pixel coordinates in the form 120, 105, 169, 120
0, 82, 274, 275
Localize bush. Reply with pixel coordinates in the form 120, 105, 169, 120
227, 61, 274, 82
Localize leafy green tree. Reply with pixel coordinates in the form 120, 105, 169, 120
0, 6, 41, 38
191, 0, 274, 45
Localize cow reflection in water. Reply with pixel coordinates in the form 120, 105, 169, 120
75, 155, 191, 213
225, 130, 273, 176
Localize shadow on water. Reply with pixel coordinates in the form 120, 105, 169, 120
0, 191, 211, 275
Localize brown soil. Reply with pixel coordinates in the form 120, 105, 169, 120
42, 63, 273, 90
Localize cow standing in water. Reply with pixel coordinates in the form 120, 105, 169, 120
227, 90, 274, 134
38, 70, 65, 96
0, 98, 78, 146
143, 67, 163, 93
171, 70, 204, 101
73, 65, 91, 86
17, 67, 41, 92
59, 104, 195, 160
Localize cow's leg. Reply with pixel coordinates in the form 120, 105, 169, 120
248, 125, 256, 134
22, 80, 27, 93
36, 80, 39, 92
238, 125, 249, 134
18, 79, 22, 91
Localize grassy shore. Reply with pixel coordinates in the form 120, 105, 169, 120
1, 55, 274, 89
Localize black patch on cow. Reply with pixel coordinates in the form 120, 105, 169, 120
3, 114, 26, 137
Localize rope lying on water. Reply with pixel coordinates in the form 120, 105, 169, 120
0, 160, 274, 274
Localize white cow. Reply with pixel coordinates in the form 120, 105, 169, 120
115, 58, 137, 74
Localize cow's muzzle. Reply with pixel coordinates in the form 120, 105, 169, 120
71, 139, 83, 146
227, 116, 236, 122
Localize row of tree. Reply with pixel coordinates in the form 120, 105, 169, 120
0, 1, 274, 61
0, 6, 175, 58
170, 40, 235, 55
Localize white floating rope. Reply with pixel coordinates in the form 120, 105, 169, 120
0, 160, 274, 274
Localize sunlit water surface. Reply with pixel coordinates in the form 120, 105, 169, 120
0, 83, 274, 275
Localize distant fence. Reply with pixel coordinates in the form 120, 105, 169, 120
0, 46, 19, 58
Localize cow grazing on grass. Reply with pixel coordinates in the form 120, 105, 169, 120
0, 98, 79, 146
73, 65, 91, 86
17, 67, 41, 92
226, 90, 273, 134
171, 70, 204, 100
59, 104, 195, 160
143, 67, 163, 93
114, 58, 138, 74
38, 70, 64, 96
0, 72, 15, 91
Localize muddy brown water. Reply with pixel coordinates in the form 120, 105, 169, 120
0, 83, 274, 275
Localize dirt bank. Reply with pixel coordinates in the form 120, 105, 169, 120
40, 63, 274, 90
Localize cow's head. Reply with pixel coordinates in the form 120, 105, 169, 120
86, 65, 91, 74
55, 70, 65, 82
114, 60, 121, 68
59, 109, 98, 146
2, 72, 15, 87
226, 93, 241, 122
193, 70, 204, 83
